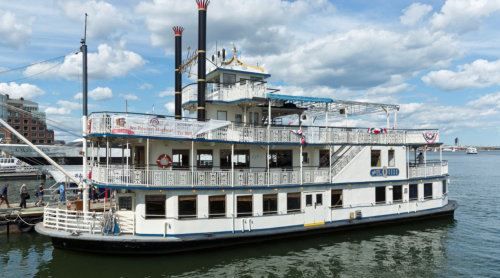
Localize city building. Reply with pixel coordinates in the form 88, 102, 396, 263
0, 95, 55, 144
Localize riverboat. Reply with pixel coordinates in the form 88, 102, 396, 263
35, 0, 456, 254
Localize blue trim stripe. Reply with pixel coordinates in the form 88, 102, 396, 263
91, 174, 448, 191
266, 93, 333, 103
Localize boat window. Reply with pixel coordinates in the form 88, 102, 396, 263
269, 150, 293, 168
209, 195, 226, 218
263, 194, 278, 215
371, 150, 381, 167
220, 149, 250, 169
287, 192, 301, 213
302, 152, 309, 164
118, 196, 133, 211
253, 112, 260, 125
442, 180, 447, 195
316, 193, 323, 205
172, 149, 189, 169
223, 73, 236, 85
197, 150, 213, 168
145, 195, 166, 219
392, 185, 403, 203
424, 183, 433, 199
409, 184, 418, 200
388, 149, 395, 167
375, 186, 386, 204
217, 110, 227, 121
237, 195, 253, 217
319, 150, 330, 167
305, 194, 313, 206
235, 114, 242, 124
178, 195, 197, 219
331, 189, 343, 208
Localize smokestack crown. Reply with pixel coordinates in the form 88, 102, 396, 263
172, 26, 184, 36
196, 0, 210, 10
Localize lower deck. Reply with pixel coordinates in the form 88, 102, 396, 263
40, 177, 449, 239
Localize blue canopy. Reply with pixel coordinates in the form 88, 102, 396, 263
266, 93, 333, 103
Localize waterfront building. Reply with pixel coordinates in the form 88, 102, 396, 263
0, 95, 54, 144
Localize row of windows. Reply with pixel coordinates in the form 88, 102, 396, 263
143, 191, 342, 219
141, 182, 446, 219
374, 182, 446, 203
172, 149, 331, 169
371, 149, 396, 168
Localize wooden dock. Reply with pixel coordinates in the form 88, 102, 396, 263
0, 205, 44, 234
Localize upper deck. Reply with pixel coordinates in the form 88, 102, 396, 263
87, 112, 439, 146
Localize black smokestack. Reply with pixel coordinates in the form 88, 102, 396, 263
196, 0, 209, 121
172, 26, 184, 119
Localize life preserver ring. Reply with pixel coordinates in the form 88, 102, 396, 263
156, 154, 172, 168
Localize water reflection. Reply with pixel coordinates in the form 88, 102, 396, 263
27, 219, 455, 278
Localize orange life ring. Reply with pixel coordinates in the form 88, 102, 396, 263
156, 154, 172, 168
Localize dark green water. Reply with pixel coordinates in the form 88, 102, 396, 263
1, 152, 499, 277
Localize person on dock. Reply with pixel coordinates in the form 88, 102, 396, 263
19, 184, 28, 209
35, 184, 44, 207
58, 183, 66, 203
0, 183, 10, 208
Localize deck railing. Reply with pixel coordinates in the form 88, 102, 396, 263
91, 165, 330, 187
43, 207, 103, 234
88, 112, 439, 145
183, 82, 267, 103
408, 160, 448, 178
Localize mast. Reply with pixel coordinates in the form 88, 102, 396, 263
81, 13, 89, 212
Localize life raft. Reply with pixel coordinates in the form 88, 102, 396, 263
156, 154, 172, 168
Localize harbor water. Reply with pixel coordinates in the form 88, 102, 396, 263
1, 152, 499, 277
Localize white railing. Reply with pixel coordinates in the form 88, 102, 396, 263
408, 161, 448, 178
43, 207, 103, 234
92, 166, 330, 187
183, 82, 267, 103
88, 112, 439, 146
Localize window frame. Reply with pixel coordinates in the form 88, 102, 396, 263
263, 194, 278, 215
172, 149, 190, 169
388, 149, 395, 167
392, 185, 403, 203
331, 189, 343, 208
375, 186, 386, 204
197, 149, 213, 169
319, 150, 330, 168
236, 195, 253, 217
178, 195, 197, 219
371, 149, 381, 167
145, 195, 166, 219
208, 195, 226, 218
424, 183, 433, 199
409, 184, 418, 201
216, 110, 227, 121
287, 192, 301, 213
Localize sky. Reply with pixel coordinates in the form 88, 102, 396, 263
0, 0, 500, 146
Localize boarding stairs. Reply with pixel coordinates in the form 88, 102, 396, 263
330, 145, 364, 182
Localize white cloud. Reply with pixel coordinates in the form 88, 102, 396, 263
23, 43, 145, 80
468, 92, 500, 109
164, 101, 174, 115
431, 0, 500, 33
158, 88, 174, 98
89, 87, 113, 101
121, 93, 138, 100
74, 92, 82, 100
400, 3, 433, 26
59, 0, 127, 40
422, 59, 500, 90
45, 100, 80, 115
265, 28, 458, 88
139, 83, 153, 90
0, 10, 32, 48
0, 82, 44, 99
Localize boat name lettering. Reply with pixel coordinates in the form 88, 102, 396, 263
370, 168, 399, 177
